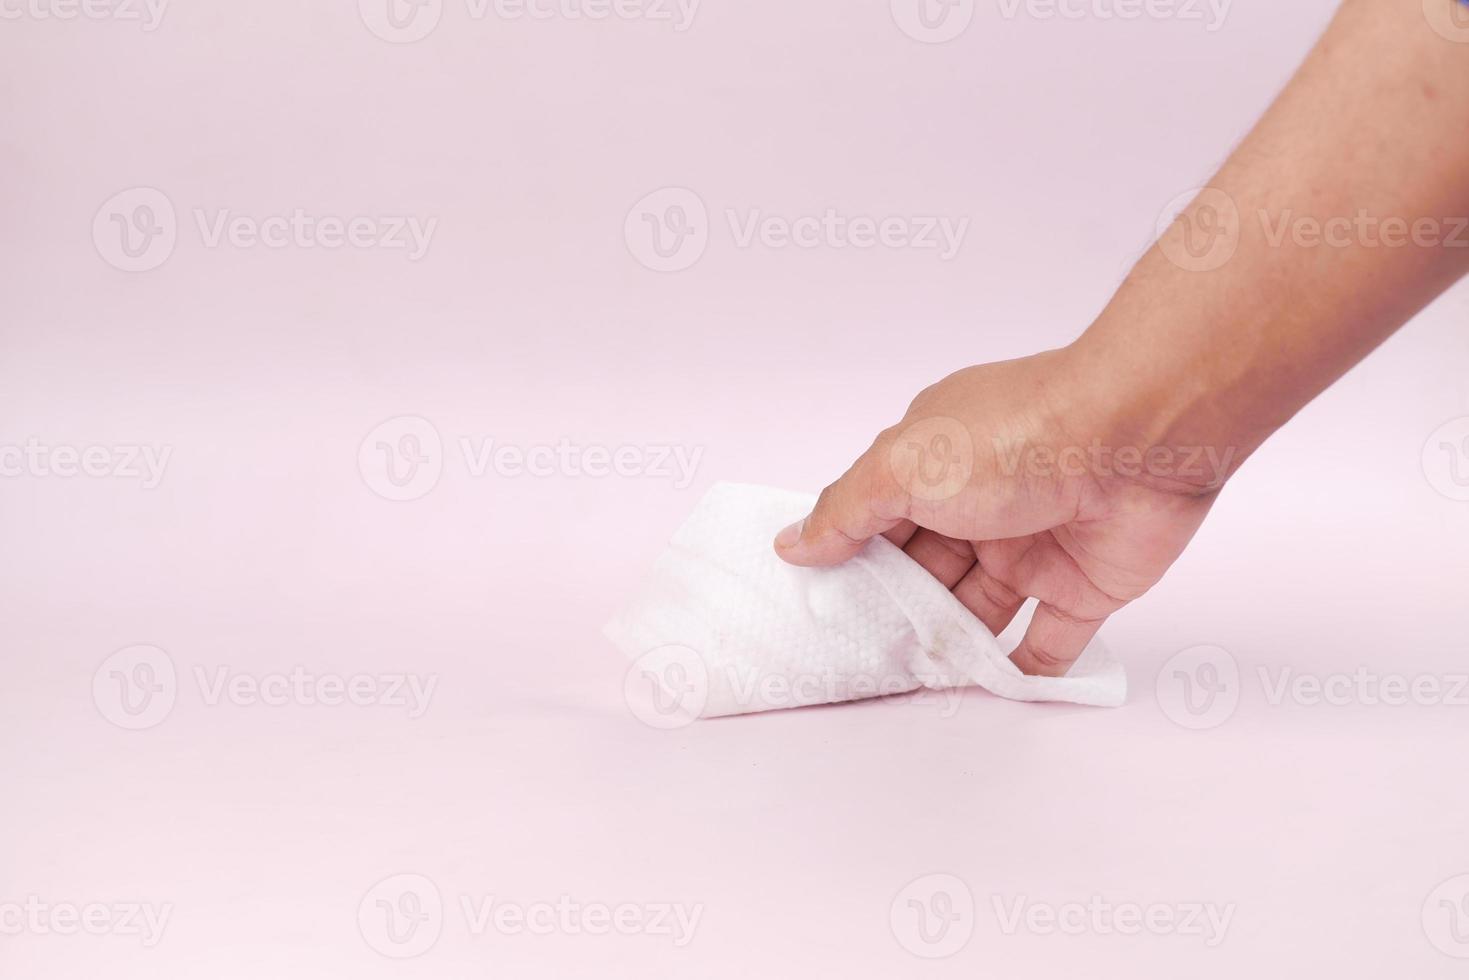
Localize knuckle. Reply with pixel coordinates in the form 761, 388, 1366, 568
1021, 640, 1076, 670
808, 482, 841, 525
977, 571, 1022, 612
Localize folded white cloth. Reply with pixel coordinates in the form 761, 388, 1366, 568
605, 483, 1126, 720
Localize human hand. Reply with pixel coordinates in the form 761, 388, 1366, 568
775, 0, 1469, 677
772, 348, 1224, 677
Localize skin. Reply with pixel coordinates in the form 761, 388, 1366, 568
774, 0, 1469, 676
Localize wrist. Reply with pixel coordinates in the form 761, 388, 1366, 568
1054, 326, 1257, 496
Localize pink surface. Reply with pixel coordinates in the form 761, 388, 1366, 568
5, 0, 1469, 975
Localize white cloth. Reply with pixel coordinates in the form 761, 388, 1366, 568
605, 483, 1127, 720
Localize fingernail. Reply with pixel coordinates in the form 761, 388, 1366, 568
775, 517, 806, 549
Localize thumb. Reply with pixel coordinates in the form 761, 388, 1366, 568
774, 444, 910, 567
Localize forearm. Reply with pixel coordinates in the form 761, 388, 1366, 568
1071, 0, 1469, 485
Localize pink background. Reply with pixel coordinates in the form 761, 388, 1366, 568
5, 0, 1469, 976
